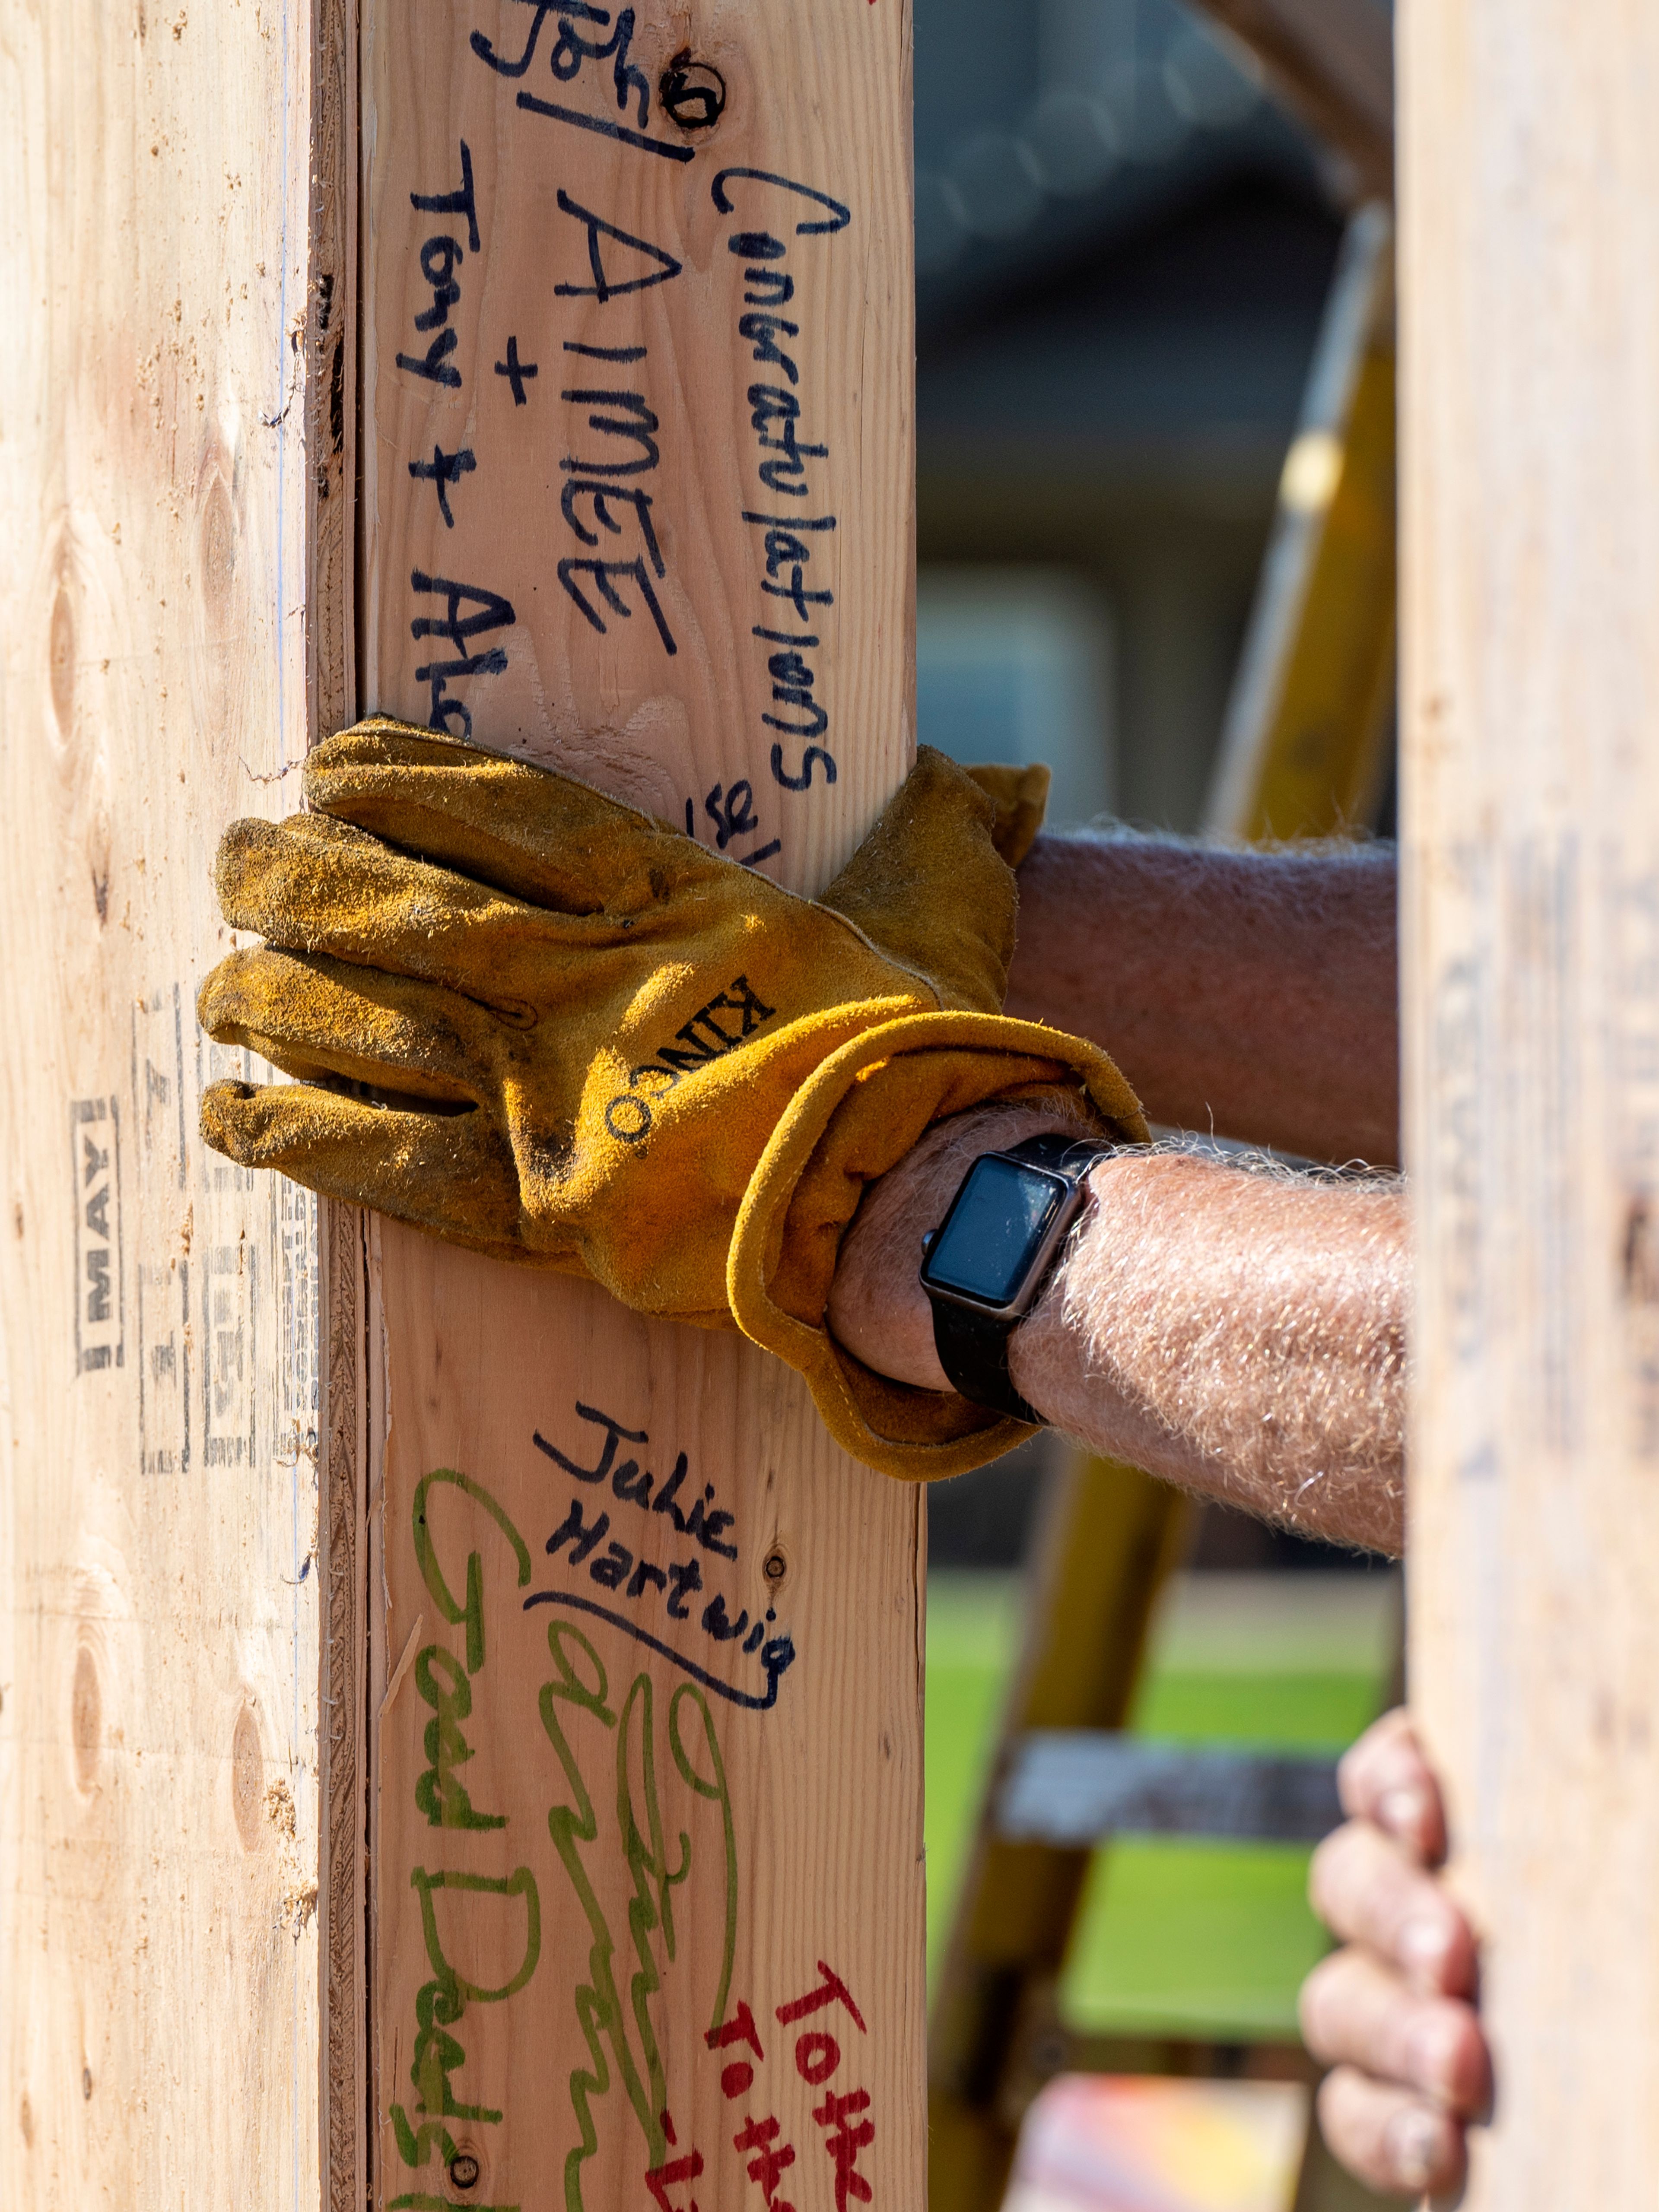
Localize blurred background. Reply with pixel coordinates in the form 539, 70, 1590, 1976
915, 0, 1368, 832
914, 6, 1400, 2207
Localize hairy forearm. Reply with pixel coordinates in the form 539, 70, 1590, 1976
828, 1106, 1407, 1554
1019, 1146, 1407, 1552
1005, 833, 1400, 1167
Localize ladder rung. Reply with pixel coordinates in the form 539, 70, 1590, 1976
995, 1731, 1345, 1846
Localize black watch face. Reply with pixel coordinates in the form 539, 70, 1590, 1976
921, 1156, 1069, 1309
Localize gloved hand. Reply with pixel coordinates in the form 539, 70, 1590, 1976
198, 719, 1145, 1478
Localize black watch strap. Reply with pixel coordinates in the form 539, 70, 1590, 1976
928, 1133, 1116, 1427
932, 1297, 1046, 1425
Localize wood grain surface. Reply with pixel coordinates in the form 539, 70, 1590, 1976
1401, 3, 1659, 2200
0, 3, 332, 2203
357, 7, 923, 2209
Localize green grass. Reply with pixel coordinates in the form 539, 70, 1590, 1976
925, 1571, 1395, 2038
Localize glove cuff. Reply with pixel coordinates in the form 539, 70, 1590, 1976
727, 1012, 1148, 1481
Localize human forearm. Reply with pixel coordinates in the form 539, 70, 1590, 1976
1005, 833, 1400, 1166
1020, 1145, 1407, 1552
828, 1107, 1407, 1553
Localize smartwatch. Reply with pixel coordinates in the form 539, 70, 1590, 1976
919, 1132, 1118, 1426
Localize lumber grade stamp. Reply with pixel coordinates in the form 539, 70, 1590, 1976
356, 6, 922, 2208
0, 7, 333, 2206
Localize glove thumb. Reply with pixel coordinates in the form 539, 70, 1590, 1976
965, 760, 1051, 868
819, 746, 1035, 1014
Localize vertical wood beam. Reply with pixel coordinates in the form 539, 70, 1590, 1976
1401, 4, 1659, 2200
349, 7, 921, 2209
0, 2, 337, 2201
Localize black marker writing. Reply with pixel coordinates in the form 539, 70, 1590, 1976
564, 338, 647, 362
397, 143, 480, 388
411, 139, 481, 251
558, 558, 676, 655
410, 569, 517, 740
712, 168, 853, 238
555, 365, 677, 653
688, 780, 783, 871
516, 89, 696, 163
562, 479, 662, 572
560, 387, 660, 475
527, 1590, 798, 1713
552, 189, 683, 303
477, 6, 696, 164
473, 0, 656, 141
540, 1493, 775, 1666
748, 384, 828, 497
409, 443, 477, 528
534, 1403, 738, 1558
711, 175, 852, 797
495, 335, 538, 404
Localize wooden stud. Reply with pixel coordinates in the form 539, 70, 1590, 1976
0, 4, 340, 2200
1401, 2, 1659, 2201
346, 6, 922, 2209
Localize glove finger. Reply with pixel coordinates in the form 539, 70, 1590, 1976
197, 946, 488, 1105
200, 1078, 527, 1256
303, 717, 709, 914
965, 762, 1051, 867
818, 746, 1018, 1014
214, 812, 627, 1011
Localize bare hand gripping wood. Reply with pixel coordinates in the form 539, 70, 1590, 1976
349, 7, 922, 2211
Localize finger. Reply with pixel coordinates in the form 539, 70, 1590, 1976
304, 717, 708, 914
214, 812, 614, 1009
1315, 2066, 1468, 2200
1300, 1949, 1491, 2116
1309, 1822, 1478, 1996
198, 947, 486, 1105
217, 809, 499, 952
1338, 1707, 1448, 1863
200, 1079, 524, 1254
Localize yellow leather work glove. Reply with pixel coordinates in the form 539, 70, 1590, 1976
198, 719, 1146, 1479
